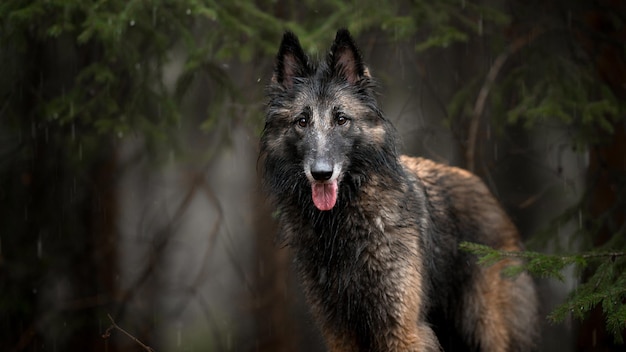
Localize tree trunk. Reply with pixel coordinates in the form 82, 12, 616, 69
578, 2, 626, 350
252, 184, 300, 352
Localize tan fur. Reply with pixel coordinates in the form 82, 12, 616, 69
402, 156, 538, 351
263, 30, 538, 351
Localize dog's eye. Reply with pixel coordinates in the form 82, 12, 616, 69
336, 114, 349, 126
297, 116, 308, 128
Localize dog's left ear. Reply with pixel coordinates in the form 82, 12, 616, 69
329, 29, 370, 84
273, 31, 309, 89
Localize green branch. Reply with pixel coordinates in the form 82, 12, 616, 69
461, 242, 626, 343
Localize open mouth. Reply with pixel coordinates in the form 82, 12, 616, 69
311, 180, 338, 211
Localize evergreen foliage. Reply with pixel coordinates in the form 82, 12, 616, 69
460, 242, 626, 343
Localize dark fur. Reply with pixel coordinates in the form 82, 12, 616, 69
259, 29, 538, 352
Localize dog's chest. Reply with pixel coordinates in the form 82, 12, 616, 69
297, 210, 415, 294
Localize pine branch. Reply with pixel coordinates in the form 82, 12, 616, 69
549, 282, 626, 343
461, 242, 626, 343
460, 242, 624, 279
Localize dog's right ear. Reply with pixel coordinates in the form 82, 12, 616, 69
273, 31, 309, 89
329, 29, 369, 85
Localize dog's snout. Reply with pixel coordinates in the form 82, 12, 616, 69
311, 160, 333, 181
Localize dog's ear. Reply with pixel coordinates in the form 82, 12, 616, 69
273, 31, 309, 89
329, 29, 370, 84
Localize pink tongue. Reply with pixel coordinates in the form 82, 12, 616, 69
311, 180, 338, 211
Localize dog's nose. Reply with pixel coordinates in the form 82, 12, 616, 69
311, 160, 333, 181
312, 170, 332, 181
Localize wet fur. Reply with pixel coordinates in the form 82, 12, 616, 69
259, 29, 538, 351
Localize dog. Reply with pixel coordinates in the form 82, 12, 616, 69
259, 29, 538, 351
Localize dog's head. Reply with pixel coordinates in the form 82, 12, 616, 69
261, 29, 396, 211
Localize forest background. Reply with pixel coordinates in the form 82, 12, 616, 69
1, 0, 625, 351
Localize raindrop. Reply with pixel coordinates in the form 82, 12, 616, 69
78, 143, 83, 161
53, 112, 59, 120
461, 0, 466, 9
71, 123, 75, 141
494, 143, 498, 160
186, 8, 191, 15
33, 288, 38, 294
578, 210, 583, 229
478, 15, 483, 36
129, 19, 136, 26
117, 131, 124, 139
176, 323, 182, 347
37, 235, 42, 259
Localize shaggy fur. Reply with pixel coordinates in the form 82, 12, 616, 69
259, 29, 538, 352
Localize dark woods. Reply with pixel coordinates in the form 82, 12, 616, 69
1, 0, 625, 351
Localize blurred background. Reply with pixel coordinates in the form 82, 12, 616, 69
1, 0, 625, 351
